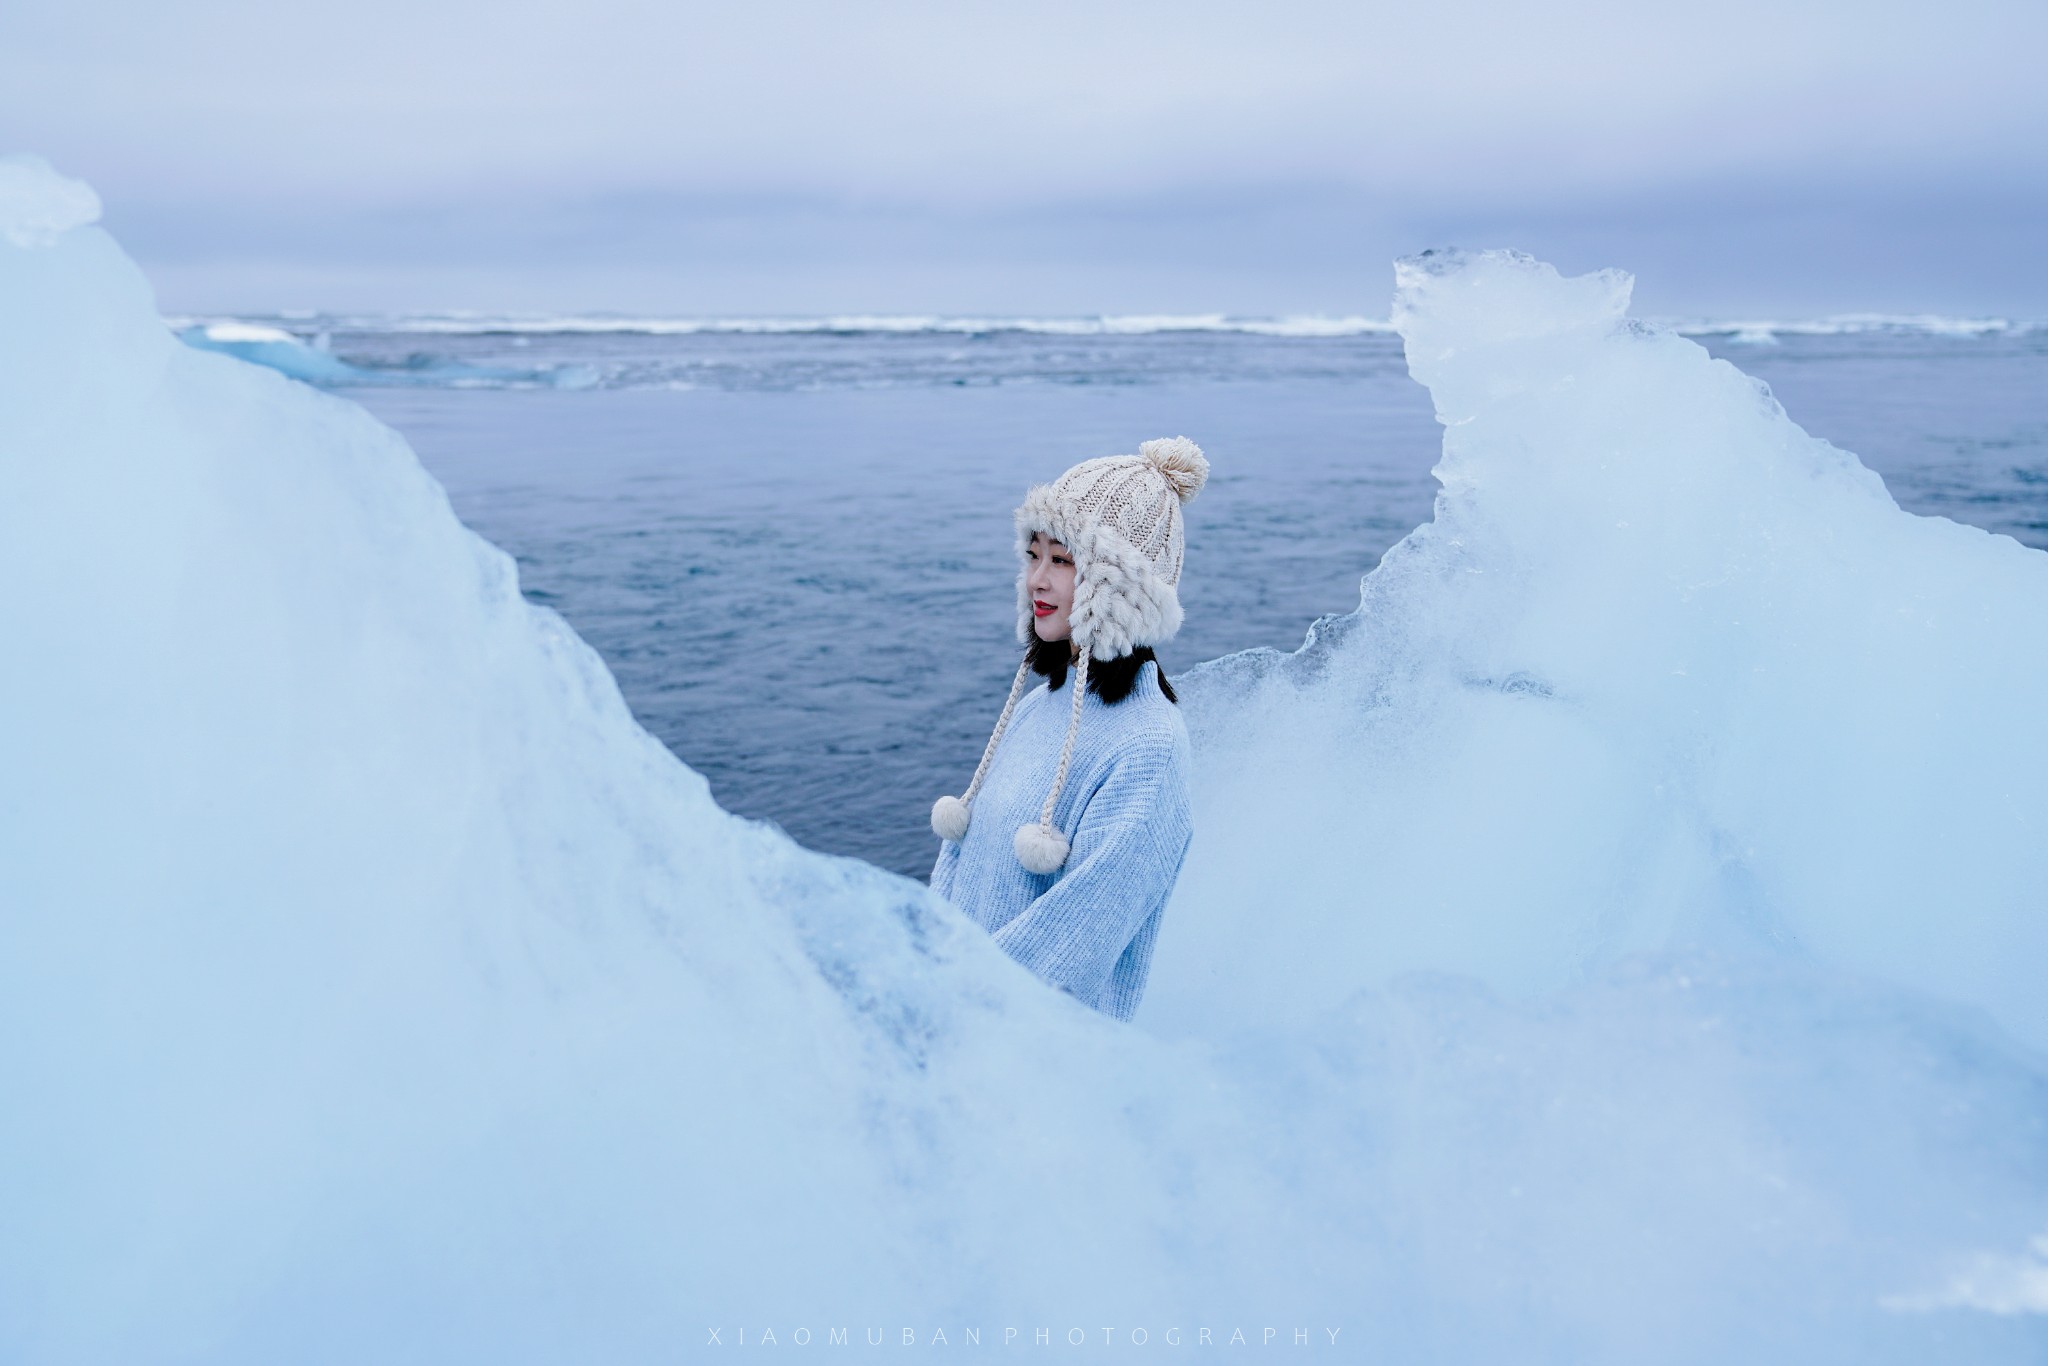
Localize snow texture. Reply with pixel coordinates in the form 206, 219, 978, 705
0, 153, 99, 248
5, 165, 2047, 1364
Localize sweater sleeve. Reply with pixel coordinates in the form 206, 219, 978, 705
929, 835, 959, 900
988, 728, 1191, 1003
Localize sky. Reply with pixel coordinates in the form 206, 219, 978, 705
3, 0, 2044, 318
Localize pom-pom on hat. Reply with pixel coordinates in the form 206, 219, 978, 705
932, 436, 1209, 874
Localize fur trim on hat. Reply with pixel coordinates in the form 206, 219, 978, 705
1011, 436, 1205, 661
1013, 496, 1184, 660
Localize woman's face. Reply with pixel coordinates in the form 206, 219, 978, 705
1025, 532, 1076, 643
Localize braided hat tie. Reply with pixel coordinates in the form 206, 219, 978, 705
929, 655, 1033, 843
1010, 650, 1089, 873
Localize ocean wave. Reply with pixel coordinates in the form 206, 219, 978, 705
161, 310, 2039, 342
163, 307, 2044, 396
169, 312, 1402, 338
1670, 314, 2033, 344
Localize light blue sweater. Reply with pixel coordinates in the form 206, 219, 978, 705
929, 658, 1194, 1021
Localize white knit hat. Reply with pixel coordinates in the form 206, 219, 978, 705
932, 437, 1209, 874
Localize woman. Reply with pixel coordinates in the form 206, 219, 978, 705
929, 437, 1207, 1022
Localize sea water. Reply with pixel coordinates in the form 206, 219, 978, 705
191, 318, 2048, 878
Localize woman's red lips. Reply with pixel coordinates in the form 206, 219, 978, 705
1033, 601, 1054, 615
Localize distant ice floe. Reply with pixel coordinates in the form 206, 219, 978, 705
176, 321, 362, 383
10, 159, 2048, 1365
1676, 314, 2028, 345
175, 318, 601, 388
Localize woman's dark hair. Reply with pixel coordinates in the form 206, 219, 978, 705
1027, 633, 1178, 705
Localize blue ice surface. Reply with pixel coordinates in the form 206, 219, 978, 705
6, 153, 2048, 1362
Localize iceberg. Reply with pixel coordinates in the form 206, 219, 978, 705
4, 155, 2047, 1364
2, 155, 1326, 1362
1151, 249, 2048, 1050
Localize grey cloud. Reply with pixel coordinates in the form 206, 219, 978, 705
7, 0, 2044, 311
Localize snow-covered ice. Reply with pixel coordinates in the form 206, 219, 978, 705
1153, 249, 2048, 1051
5, 157, 2047, 1363
0, 152, 100, 247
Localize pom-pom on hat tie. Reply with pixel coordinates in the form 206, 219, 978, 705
932, 436, 1208, 874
